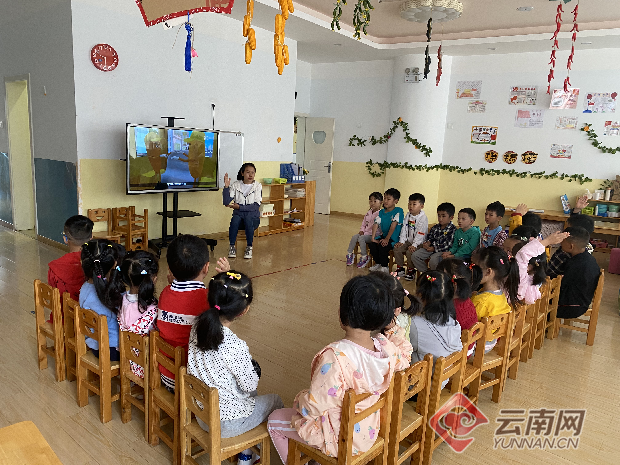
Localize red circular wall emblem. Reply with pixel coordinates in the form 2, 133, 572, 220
91, 44, 118, 72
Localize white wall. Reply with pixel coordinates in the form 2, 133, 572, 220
443, 48, 620, 179
309, 60, 394, 163
0, 0, 78, 163
387, 54, 453, 165
295, 60, 311, 115
71, 0, 298, 163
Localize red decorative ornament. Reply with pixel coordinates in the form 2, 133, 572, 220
90, 44, 118, 72
436, 44, 443, 86
547, 3, 563, 94
564, 2, 579, 92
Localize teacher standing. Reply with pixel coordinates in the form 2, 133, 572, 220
223, 163, 262, 259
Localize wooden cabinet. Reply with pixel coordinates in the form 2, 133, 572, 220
258, 181, 315, 236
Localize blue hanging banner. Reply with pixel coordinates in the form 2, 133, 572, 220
185, 12, 193, 72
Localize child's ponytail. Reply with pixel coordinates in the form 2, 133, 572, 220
81, 239, 126, 313
121, 251, 159, 313
529, 252, 547, 286
477, 246, 520, 310
415, 271, 456, 325
436, 258, 483, 300
370, 272, 419, 318
195, 271, 253, 352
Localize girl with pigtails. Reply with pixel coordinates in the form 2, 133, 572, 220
79, 239, 126, 361
188, 271, 283, 465
117, 250, 160, 378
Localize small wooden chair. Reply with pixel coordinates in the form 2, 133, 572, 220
112, 206, 149, 251
288, 381, 394, 465
387, 354, 433, 465
75, 307, 120, 423
353, 243, 395, 271
555, 270, 604, 346
460, 322, 485, 405
545, 276, 563, 340
87, 208, 122, 244
465, 311, 514, 404
519, 302, 535, 363
178, 367, 271, 465
62, 293, 80, 382
34, 280, 65, 382
120, 331, 150, 441
527, 280, 550, 358
422, 349, 466, 465
505, 304, 528, 382
149, 331, 185, 465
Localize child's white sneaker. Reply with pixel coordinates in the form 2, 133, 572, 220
369, 264, 382, 272
228, 245, 237, 258
346, 253, 354, 266
244, 246, 253, 259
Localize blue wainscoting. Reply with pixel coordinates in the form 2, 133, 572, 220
0, 153, 12, 225
34, 158, 78, 242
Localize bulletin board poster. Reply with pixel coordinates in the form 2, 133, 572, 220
583, 92, 617, 113
604, 121, 620, 136
509, 86, 538, 105
550, 144, 573, 159
468, 100, 487, 113
549, 88, 580, 109
555, 116, 578, 130
471, 126, 498, 145
456, 80, 482, 99
515, 109, 544, 129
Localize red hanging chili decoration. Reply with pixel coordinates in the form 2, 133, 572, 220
436, 44, 442, 86
564, 2, 578, 93
547, 3, 563, 94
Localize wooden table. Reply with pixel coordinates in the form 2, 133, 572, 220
0, 421, 62, 464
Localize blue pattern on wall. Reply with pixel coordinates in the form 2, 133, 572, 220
34, 158, 78, 242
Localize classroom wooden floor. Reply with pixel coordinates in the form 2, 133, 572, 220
2, 214, 620, 465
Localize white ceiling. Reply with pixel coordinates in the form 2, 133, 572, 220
229, 0, 620, 63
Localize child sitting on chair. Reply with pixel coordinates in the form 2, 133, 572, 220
345, 191, 383, 268
188, 271, 283, 465
557, 227, 601, 319
548, 214, 595, 278
157, 234, 230, 391
48, 215, 94, 321
479, 201, 507, 249
267, 274, 411, 462
393, 193, 428, 278
80, 239, 126, 361
442, 208, 481, 262
368, 188, 404, 273
117, 250, 159, 378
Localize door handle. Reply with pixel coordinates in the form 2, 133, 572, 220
324, 162, 332, 173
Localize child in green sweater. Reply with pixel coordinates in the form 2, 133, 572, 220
442, 208, 481, 261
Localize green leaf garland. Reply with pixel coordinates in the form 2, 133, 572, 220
348, 118, 432, 157
365, 160, 593, 185
581, 123, 620, 154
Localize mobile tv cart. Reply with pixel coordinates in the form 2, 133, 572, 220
149, 117, 216, 257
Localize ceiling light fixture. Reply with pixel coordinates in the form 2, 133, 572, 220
334, 43, 342, 46
581, 42, 592, 45
400, 0, 463, 23
516, 6, 534, 12
488, 47, 496, 50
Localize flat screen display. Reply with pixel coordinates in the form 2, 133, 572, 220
126, 124, 218, 194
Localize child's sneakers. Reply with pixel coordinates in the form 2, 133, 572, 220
228, 245, 237, 258
369, 263, 382, 272
404, 269, 416, 281
244, 246, 253, 259
346, 253, 354, 266
395, 267, 406, 277
237, 450, 253, 465
357, 255, 370, 268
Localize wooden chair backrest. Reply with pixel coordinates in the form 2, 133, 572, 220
149, 331, 185, 390
34, 280, 60, 322
511, 304, 527, 340
337, 381, 394, 465
88, 208, 113, 235
428, 348, 465, 410
62, 292, 80, 340
461, 322, 485, 349
482, 311, 511, 342
592, 270, 605, 314
120, 331, 149, 370
75, 307, 112, 363
179, 367, 221, 455
549, 275, 562, 307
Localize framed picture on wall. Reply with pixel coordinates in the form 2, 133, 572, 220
471, 126, 498, 145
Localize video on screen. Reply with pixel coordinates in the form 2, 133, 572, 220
127, 125, 218, 193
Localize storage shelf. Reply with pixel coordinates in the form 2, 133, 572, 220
587, 199, 620, 204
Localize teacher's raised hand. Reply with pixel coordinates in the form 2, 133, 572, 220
224, 172, 231, 188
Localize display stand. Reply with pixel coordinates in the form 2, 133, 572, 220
150, 116, 206, 257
